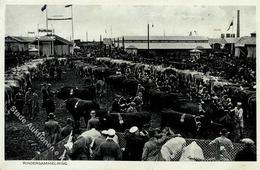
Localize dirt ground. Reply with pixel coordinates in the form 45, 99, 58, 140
5, 66, 256, 160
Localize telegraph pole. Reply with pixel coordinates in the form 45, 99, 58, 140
147, 24, 150, 57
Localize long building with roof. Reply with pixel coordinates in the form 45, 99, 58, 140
116, 35, 212, 58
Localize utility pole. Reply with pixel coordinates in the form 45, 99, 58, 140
147, 24, 150, 57
86, 32, 88, 41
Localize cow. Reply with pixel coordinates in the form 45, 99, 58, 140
99, 112, 151, 132
65, 98, 100, 132
56, 86, 96, 101
161, 109, 222, 139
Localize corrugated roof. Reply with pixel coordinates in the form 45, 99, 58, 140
224, 38, 239, 44
121, 36, 209, 41
5, 36, 36, 43
235, 36, 256, 47
125, 42, 211, 50
208, 38, 227, 45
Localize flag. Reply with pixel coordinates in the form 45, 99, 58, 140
65, 4, 72, 8
227, 20, 233, 31
41, 4, 47, 11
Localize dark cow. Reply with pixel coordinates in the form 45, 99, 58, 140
99, 112, 151, 132
65, 98, 100, 131
56, 86, 96, 100
161, 109, 222, 139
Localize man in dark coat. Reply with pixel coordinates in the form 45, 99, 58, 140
14, 90, 24, 114
94, 129, 122, 160
124, 126, 148, 160
60, 118, 73, 140
44, 113, 60, 145
235, 138, 256, 161
91, 130, 108, 158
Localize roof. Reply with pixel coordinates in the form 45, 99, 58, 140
5, 36, 36, 43
121, 36, 209, 41
235, 36, 256, 47
208, 38, 227, 45
224, 38, 239, 44
32, 34, 72, 45
125, 42, 211, 50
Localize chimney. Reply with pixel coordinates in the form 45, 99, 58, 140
237, 10, 240, 38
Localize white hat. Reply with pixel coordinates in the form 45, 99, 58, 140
241, 138, 254, 145
237, 102, 242, 106
107, 129, 116, 136
101, 130, 108, 135
129, 126, 138, 133
90, 110, 96, 114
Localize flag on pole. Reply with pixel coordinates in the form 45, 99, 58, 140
65, 4, 72, 8
41, 4, 47, 11
227, 20, 233, 31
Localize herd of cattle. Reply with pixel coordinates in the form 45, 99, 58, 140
5, 57, 256, 140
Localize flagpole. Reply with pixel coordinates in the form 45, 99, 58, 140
71, 5, 74, 54
46, 7, 48, 30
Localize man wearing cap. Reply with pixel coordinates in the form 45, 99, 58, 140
44, 113, 60, 145
68, 135, 92, 160
60, 118, 73, 140
31, 89, 39, 119
231, 102, 244, 139
24, 88, 33, 119
209, 128, 234, 161
92, 130, 108, 159
14, 90, 24, 114
124, 126, 148, 160
41, 83, 49, 108
87, 110, 100, 130
95, 129, 122, 160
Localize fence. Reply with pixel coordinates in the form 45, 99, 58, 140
33, 132, 253, 161
116, 132, 250, 161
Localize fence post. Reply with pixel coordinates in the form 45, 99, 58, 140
215, 140, 220, 161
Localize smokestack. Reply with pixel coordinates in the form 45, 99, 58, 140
237, 10, 240, 38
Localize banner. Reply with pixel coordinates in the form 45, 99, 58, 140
47, 17, 72, 21
38, 29, 53, 33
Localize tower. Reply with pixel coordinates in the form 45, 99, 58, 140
237, 10, 240, 38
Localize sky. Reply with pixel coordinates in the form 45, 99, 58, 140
5, 5, 256, 41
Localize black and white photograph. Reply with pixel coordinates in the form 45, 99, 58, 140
3, 1, 257, 164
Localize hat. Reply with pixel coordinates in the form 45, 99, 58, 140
66, 118, 73, 124
101, 130, 108, 135
129, 126, 138, 133
48, 113, 55, 119
237, 102, 242, 106
107, 129, 116, 137
90, 110, 96, 114
241, 138, 255, 145
219, 128, 230, 135
48, 83, 52, 86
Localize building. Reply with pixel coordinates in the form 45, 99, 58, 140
5, 36, 35, 53
31, 34, 73, 56
117, 36, 212, 59
235, 33, 256, 58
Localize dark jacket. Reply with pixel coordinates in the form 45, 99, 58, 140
95, 138, 122, 160
125, 133, 147, 160
235, 146, 256, 161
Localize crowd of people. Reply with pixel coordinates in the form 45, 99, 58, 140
6, 43, 256, 161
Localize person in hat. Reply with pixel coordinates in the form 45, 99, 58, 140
92, 130, 108, 159
44, 113, 60, 145
231, 102, 244, 140
68, 135, 92, 160
124, 126, 148, 160
41, 83, 49, 108
31, 89, 39, 119
24, 87, 33, 119
60, 118, 74, 140
142, 129, 167, 161
94, 129, 122, 160
87, 110, 100, 131
209, 128, 234, 161
235, 138, 256, 161
14, 89, 24, 114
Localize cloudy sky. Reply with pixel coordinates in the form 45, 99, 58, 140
5, 5, 256, 41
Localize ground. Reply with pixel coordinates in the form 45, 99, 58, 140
5, 65, 256, 160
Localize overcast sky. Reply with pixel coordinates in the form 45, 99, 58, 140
5, 5, 256, 41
